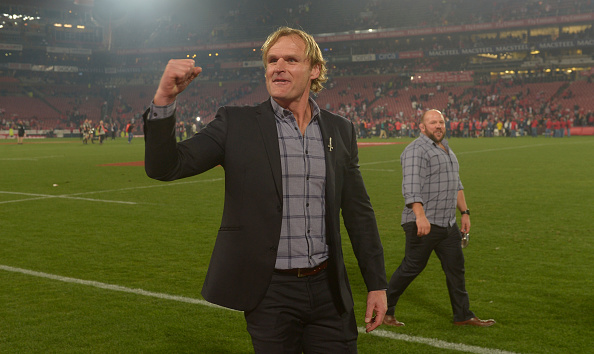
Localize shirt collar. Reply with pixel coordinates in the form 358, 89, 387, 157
270, 97, 320, 122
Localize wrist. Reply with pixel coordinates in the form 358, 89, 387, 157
460, 209, 470, 216
153, 91, 176, 107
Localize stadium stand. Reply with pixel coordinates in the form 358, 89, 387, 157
0, 0, 593, 137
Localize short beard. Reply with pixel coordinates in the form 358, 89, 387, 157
425, 130, 444, 143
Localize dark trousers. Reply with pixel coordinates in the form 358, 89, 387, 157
386, 222, 475, 322
244, 269, 358, 354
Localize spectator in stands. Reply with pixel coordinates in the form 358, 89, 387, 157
143, 26, 387, 352
451, 118, 459, 137
531, 115, 539, 137
97, 120, 106, 144
383, 109, 495, 328
495, 120, 502, 137
545, 118, 553, 137
16, 120, 26, 144
176, 121, 185, 141
126, 120, 135, 144
379, 121, 388, 139
553, 118, 561, 137
110, 122, 117, 140
474, 119, 482, 138
509, 119, 517, 138
518, 118, 525, 137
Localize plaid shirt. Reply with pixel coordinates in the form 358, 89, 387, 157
401, 134, 463, 227
271, 98, 329, 269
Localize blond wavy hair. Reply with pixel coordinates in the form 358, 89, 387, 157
261, 27, 328, 93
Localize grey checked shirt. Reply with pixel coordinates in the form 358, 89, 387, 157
271, 98, 329, 269
401, 134, 463, 227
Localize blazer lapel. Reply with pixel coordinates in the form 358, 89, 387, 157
255, 101, 283, 202
317, 110, 337, 226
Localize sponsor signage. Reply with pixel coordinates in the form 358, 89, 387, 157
47, 47, 92, 55
399, 51, 424, 59
427, 44, 530, 56
242, 61, 262, 68
8, 63, 31, 70
327, 55, 351, 63
54, 66, 78, 72
352, 54, 376, 62
377, 53, 398, 60
411, 71, 474, 83
0, 43, 23, 51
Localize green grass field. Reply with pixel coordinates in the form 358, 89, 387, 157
1, 135, 593, 353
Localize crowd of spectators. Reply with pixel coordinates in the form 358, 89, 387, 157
1, 67, 593, 138
1, 0, 594, 137
345, 74, 594, 141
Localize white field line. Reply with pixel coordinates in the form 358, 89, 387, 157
67, 178, 224, 197
0, 264, 519, 354
362, 328, 519, 354
0, 155, 64, 161
0, 178, 223, 205
0, 264, 226, 310
0, 191, 137, 205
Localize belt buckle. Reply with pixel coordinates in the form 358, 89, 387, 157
297, 268, 306, 278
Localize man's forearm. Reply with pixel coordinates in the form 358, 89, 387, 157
411, 202, 426, 219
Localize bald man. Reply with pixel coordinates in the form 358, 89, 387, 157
384, 109, 495, 328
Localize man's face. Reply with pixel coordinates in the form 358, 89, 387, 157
420, 111, 446, 143
265, 35, 320, 108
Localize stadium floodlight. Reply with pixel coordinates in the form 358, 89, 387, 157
196, 117, 201, 122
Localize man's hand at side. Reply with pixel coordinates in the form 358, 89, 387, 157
365, 290, 387, 332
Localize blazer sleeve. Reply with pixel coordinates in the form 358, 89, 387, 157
144, 108, 227, 181
340, 122, 388, 292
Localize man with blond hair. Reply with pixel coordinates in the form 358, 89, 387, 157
143, 27, 387, 352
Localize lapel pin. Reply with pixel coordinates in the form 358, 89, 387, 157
328, 137, 333, 151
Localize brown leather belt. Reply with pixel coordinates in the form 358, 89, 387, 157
274, 260, 328, 278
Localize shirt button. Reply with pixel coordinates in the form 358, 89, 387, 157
306, 203, 309, 207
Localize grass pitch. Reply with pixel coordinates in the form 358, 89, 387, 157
1, 135, 593, 353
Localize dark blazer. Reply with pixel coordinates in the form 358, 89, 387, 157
144, 99, 387, 313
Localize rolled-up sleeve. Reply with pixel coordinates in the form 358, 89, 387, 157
401, 143, 425, 208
